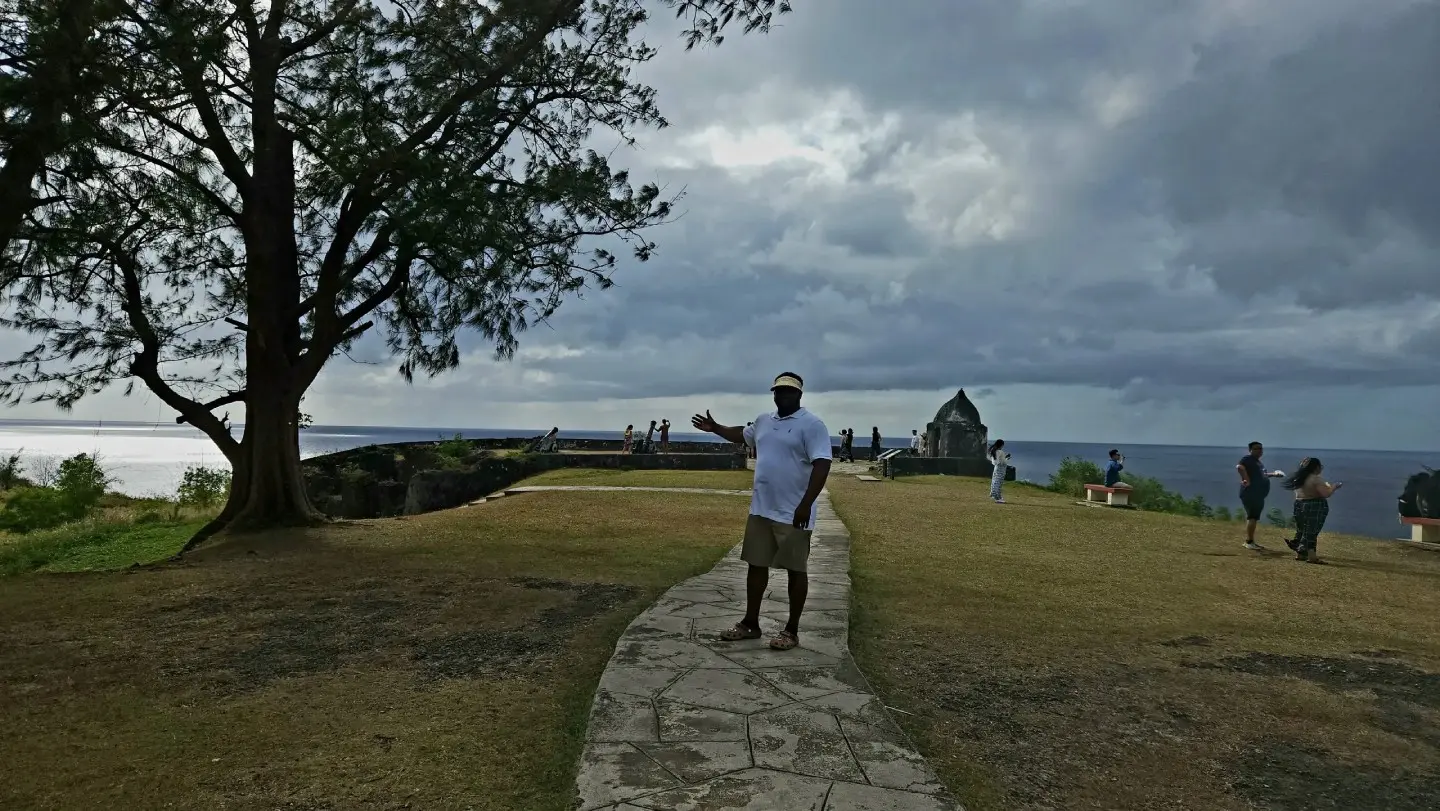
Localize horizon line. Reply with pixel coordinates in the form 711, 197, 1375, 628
1, 416, 1437, 456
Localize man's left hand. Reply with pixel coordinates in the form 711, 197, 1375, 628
793, 503, 812, 529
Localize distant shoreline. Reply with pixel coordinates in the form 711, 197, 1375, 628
2, 418, 1435, 455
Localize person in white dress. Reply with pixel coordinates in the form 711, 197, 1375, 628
989, 439, 1010, 503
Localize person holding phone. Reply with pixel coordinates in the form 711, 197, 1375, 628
988, 439, 1010, 503
1105, 449, 1125, 487
1282, 456, 1343, 564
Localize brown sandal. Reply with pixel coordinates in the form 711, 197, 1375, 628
719, 622, 762, 641
769, 630, 799, 651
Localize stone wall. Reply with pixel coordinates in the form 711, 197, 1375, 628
309, 436, 736, 460
303, 441, 746, 519
403, 452, 745, 515
884, 455, 1017, 480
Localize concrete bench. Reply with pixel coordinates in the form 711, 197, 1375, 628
1401, 515, 1440, 545
1084, 483, 1133, 507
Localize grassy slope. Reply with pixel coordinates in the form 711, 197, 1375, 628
0, 489, 747, 811
0, 492, 217, 575
830, 474, 1440, 811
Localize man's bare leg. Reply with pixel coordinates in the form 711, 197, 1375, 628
785, 569, 807, 635
741, 564, 768, 629
1245, 518, 1258, 543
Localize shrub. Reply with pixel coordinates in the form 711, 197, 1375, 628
1046, 456, 1228, 521
132, 507, 170, 525
0, 487, 87, 533
26, 455, 59, 487
176, 465, 231, 508
55, 453, 108, 511
1267, 507, 1297, 530
436, 433, 473, 462
1048, 457, 1105, 498
0, 449, 25, 489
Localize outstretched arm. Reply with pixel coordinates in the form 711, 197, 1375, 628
692, 410, 745, 445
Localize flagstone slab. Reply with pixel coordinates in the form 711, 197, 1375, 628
661, 667, 794, 715
749, 704, 866, 782
656, 699, 749, 742
575, 742, 681, 809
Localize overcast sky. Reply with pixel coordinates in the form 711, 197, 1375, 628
6, 0, 1440, 451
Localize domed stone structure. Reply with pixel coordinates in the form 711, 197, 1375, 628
924, 388, 989, 458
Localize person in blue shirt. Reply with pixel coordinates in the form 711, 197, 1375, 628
1105, 449, 1124, 487
1237, 440, 1285, 551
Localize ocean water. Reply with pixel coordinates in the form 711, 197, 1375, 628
0, 419, 1431, 541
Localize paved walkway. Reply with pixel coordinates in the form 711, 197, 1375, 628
560, 490, 961, 811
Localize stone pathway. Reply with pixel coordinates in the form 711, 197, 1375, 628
561, 490, 961, 811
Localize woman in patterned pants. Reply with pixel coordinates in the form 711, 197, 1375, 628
988, 439, 1010, 503
1282, 457, 1343, 564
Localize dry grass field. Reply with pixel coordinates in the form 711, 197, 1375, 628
830, 475, 1440, 811
0, 489, 746, 810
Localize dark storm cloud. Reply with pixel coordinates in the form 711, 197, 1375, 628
396, 0, 1440, 404
1119, 1, 1440, 309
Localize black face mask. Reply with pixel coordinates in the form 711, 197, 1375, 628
772, 389, 801, 415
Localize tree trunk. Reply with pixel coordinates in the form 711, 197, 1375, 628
225, 402, 323, 533
180, 383, 323, 553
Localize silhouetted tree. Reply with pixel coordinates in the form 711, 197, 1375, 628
0, 0, 792, 546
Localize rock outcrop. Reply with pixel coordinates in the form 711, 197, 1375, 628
924, 388, 989, 458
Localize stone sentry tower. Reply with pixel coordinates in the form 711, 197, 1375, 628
924, 389, 989, 458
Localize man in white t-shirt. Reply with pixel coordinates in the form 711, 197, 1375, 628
910, 429, 920, 454
691, 372, 832, 651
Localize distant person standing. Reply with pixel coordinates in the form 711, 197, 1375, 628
1105, 449, 1125, 486
691, 372, 832, 651
839, 429, 854, 462
623, 424, 634, 453
1283, 457, 1343, 564
1237, 441, 1285, 551
746, 423, 756, 459
658, 419, 671, 452
918, 431, 928, 457
870, 427, 882, 461
910, 429, 921, 455
988, 439, 1010, 503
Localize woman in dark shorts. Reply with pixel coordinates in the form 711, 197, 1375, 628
1236, 441, 1283, 551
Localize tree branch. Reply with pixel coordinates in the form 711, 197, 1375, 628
280, 0, 361, 59
174, 389, 246, 424
103, 237, 241, 457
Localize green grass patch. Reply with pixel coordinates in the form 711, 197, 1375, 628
1, 518, 207, 576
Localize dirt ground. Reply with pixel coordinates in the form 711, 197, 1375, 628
0, 489, 746, 810
829, 475, 1440, 811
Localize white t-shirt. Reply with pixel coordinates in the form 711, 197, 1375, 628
744, 407, 832, 527
910, 434, 920, 450
992, 451, 1010, 469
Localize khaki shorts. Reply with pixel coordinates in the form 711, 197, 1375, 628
741, 514, 812, 573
